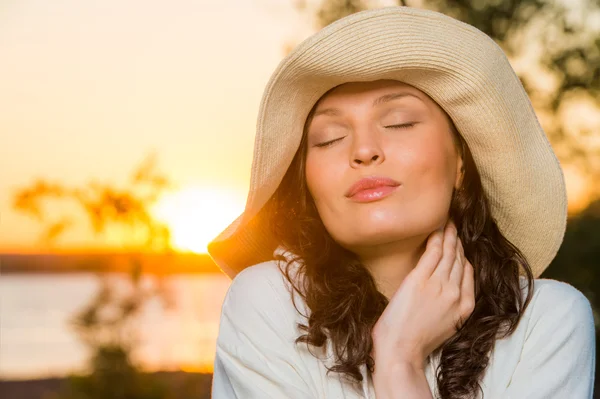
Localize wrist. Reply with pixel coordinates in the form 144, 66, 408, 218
372, 344, 426, 372
375, 357, 426, 375
372, 359, 433, 399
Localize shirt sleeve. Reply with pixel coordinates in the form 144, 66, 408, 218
503, 284, 596, 398
211, 264, 316, 399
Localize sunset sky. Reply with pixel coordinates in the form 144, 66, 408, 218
0, 0, 596, 254
0, 0, 318, 253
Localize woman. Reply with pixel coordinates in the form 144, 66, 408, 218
208, 6, 595, 399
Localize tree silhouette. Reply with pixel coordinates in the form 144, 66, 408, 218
12, 152, 176, 399
13, 152, 172, 251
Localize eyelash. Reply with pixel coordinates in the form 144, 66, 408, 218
314, 122, 416, 148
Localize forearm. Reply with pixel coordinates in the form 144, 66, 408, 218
372, 361, 434, 399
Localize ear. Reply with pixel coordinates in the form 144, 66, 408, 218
455, 155, 464, 190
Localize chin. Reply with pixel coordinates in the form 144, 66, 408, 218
322, 207, 445, 248
337, 227, 414, 249
333, 219, 437, 249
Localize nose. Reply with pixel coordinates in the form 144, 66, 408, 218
350, 130, 385, 168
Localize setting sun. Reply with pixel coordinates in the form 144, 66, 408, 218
152, 186, 246, 254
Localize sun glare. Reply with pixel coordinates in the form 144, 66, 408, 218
152, 186, 246, 253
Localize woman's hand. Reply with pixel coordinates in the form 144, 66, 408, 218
371, 219, 476, 370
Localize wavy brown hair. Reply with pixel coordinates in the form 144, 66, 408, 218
261, 89, 535, 399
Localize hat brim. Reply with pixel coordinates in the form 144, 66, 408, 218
207, 6, 567, 280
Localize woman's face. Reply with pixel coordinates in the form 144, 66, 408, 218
304, 79, 463, 252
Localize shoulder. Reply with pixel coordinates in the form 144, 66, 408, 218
225, 260, 294, 305
228, 259, 285, 291
482, 277, 595, 390
224, 260, 287, 307
220, 260, 306, 332
523, 277, 593, 321
516, 277, 595, 345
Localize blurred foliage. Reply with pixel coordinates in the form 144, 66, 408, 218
544, 198, 600, 312
295, 0, 600, 198
56, 345, 167, 399
13, 152, 172, 250
12, 153, 187, 399
64, 257, 169, 397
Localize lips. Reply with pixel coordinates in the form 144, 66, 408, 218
345, 176, 401, 198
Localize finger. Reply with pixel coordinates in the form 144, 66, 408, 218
432, 220, 457, 280
449, 237, 464, 286
460, 259, 476, 314
418, 227, 445, 279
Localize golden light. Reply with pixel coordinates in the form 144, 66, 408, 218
563, 165, 593, 215
152, 186, 246, 253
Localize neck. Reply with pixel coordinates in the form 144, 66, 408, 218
355, 234, 429, 300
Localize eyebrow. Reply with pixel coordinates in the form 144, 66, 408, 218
312, 92, 420, 118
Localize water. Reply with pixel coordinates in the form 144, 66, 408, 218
0, 273, 231, 380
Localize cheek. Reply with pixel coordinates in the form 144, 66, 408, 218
305, 152, 340, 204
404, 138, 457, 198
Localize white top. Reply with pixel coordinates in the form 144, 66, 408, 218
211, 248, 596, 398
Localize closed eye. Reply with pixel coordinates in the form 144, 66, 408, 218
386, 122, 416, 129
314, 122, 416, 147
314, 136, 345, 148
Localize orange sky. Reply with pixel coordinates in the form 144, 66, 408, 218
0, 0, 596, 254
0, 0, 317, 253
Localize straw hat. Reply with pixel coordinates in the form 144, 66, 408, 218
207, 6, 567, 280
